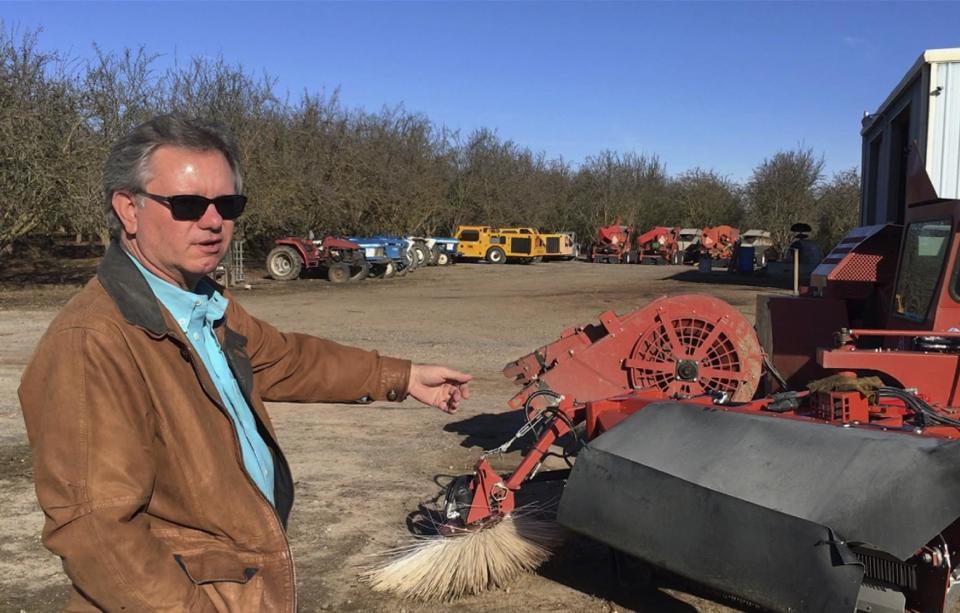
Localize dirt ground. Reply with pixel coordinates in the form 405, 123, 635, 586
0, 257, 793, 612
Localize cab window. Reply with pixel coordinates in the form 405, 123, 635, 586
460, 230, 480, 242
894, 219, 951, 322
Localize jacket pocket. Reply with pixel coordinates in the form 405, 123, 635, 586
175, 551, 263, 613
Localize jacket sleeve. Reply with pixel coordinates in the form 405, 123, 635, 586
18, 326, 216, 612
225, 297, 410, 403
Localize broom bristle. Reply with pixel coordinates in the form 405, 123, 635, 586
362, 509, 564, 601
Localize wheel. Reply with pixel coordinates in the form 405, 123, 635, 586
380, 261, 396, 279
349, 259, 370, 282
485, 246, 506, 264
428, 245, 441, 266
327, 263, 350, 284
266, 246, 302, 281
413, 243, 429, 267
404, 248, 418, 270
394, 260, 409, 277
436, 251, 450, 266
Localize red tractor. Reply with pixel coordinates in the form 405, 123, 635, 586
590, 219, 635, 263
265, 236, 367, 283
698, 224, 739, 262
634, 226, 679, 264
591, 222, 679, 264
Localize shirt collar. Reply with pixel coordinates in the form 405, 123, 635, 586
123, 250, 229, 332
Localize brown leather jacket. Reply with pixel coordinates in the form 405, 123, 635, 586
18, 244, 411, 612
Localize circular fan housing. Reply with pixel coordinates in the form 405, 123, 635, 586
625, 295, 763, 401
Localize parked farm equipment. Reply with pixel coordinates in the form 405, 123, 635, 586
634, 226, 678, 264
348, 236, 401, 279
371, 236, 415, 277
265, 236, 367, 283
541, 231, 580, 261
732, 228, 774, 270
417, 237, 459, 266
675, 227, 702, 264
698, 224, 739, 262
454, 226, 546, 264
591, 219, 634, 263
590, 223, 678, 264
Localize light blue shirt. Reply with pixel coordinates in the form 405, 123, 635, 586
126, 252, 276, 505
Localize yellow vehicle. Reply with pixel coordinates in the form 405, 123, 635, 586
541, 231, 580, 261
454, 225, 547, 264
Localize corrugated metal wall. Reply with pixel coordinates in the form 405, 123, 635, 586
859, 76, 926, 226
928, 61, 960, 199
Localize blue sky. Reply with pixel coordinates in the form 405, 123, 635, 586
3, 2, 959, 181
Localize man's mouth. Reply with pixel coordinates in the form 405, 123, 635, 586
196, 239, 222, 254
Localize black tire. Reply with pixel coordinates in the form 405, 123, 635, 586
349, 259, 370, 282
381, 261, 396, 279
485, 246, 506, 264
266, 245, 302, 281
327, 263, 350, 284
405, 248, 418, 271
436, 251, 450, 266
413, 243, 429, 267
428, 245, 441, 266
394, 261, 409, 277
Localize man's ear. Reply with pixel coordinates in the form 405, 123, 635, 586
112, 191, 139, 235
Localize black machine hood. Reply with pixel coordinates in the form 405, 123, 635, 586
558, 401, 960, 611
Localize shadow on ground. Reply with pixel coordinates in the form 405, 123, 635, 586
668, 269, 795, 290
443, 409, 527, 450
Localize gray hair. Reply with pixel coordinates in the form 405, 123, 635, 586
102, 114, 244, 238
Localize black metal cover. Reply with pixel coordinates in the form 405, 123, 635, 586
558, 401, 960, 611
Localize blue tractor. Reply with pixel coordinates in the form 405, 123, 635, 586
349, 236, 413, 278
428, 237, 459, 265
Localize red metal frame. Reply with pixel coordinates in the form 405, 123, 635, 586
273, 236, 362, 269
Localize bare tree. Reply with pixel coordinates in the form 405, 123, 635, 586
669, 169, 743, 228
744, 147, 825, 252
0, 25, 82, 253
2, 29, 864, 261
815, 168, 860, 252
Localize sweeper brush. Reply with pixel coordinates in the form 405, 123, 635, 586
362, 508, 564, 601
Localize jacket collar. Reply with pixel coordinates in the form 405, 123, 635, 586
98, 242, 169, 336
98, 242, 230, 337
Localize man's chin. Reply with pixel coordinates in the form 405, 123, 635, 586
187, 255, 226, 278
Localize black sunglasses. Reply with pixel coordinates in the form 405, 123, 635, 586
137, 192, 247, 221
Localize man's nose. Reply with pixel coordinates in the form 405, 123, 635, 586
197, 203, 223, 230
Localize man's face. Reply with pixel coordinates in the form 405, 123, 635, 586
114, 146, 236, 288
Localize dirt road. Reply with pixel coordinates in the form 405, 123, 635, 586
0, 260, 790, 611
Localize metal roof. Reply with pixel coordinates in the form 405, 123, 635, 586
861, 48, 960, 136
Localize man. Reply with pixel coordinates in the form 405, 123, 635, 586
18, 115, 471, 612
